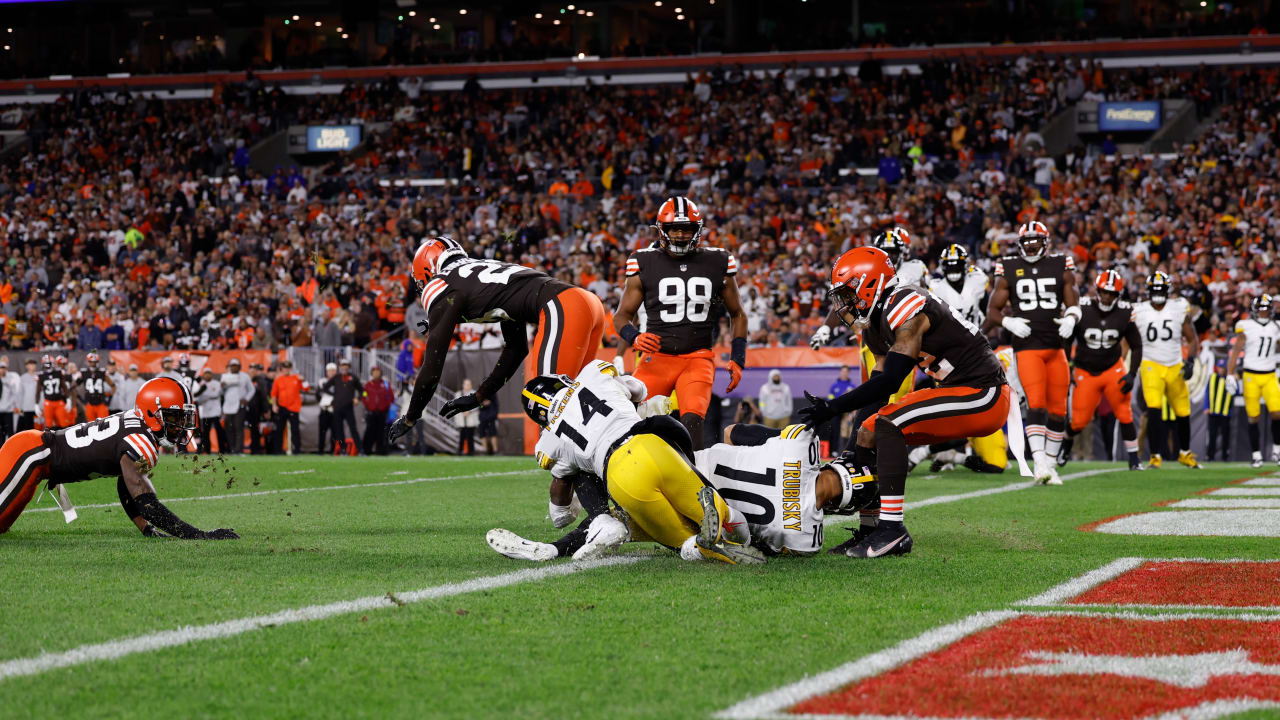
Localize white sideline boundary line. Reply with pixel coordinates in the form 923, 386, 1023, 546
1208, 487, 1280, 496
28, 469, 538, 514
0, 554, 646, 682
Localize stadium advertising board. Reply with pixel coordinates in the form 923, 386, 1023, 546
1097, 101, 1162, 131
305, 125, 362, 152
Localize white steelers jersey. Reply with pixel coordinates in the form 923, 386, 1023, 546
896, 259, 927, 287
694, 425, 825, 556
1133, 297, 1190, 366
538, 360, 647, 479
926, 267, 988, 328
1235, 318, 1280, 373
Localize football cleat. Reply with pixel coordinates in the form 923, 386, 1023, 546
906, 446, 930, 473
828, 524, 876, 555
1148, 454, 1163, 469
844, 520, 913, 558
1252, 453, 1264, 469
929, 459, 956, 473
1178, 450, 1201, 469
572, 514, 630, 561
1033, 454, 1062, 486
695, 487, 765, 565
1129, 457, 1144, 471
486, 529, 557, 562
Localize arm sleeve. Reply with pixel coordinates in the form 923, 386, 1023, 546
404, 298, 464, 420
828, 353, 916, 416
117, 477, 142, 522
477, 320, 529, 400
133, 492, 205, 539
1124, 321, 1143, 375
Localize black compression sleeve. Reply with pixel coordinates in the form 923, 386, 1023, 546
133, 493, 206, 539
117, 478, 142, 522
729, 423, 783, 446
828, 352, 916, 416
479, 321, 529, 399
571, 473, 610, 517
619, 324, 640, 344
731, 337, 747, 368
405, 301, 463, 420
1124, 322, 1143, 375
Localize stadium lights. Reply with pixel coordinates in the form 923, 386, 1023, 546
553, 18, 560, 24
342, 33, 349, 39
577, 8, 584, 13
459, 8, 467, 14
315, 20, 322, 26
336, 26, 343, 32
586, 10, 594, 16
408, 10, 416, 16
398, 15, 404, 20
292, 14, 299, 20
567, 3, 574, 8
654, 1, 661, 5
3, 46, 9, 51
6, 28, 11, 33
283, 19, 289, 24
535, 12, 543, 18
675, 6, 682, 11
677, 13, 685, 19
433, 23, 441, 29
429, 17, 436, 22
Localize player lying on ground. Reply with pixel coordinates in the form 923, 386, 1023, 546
518, 359, 763, 564
0, 377, 238, 539
487, 422, 876, 561
387, 235, 607, 443
1227, 294, 1280, 468
800, 247, 1011, 558
612, 196, 748, 450
1059, 270, 1143, 470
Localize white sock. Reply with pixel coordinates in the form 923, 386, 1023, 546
1044, 429, 1063, 459
1272, 444, 1280, 460
679, 535, 705, 561
723, 505, 750, 544
1026, 425, 1046, 455
907, 446, 930, 466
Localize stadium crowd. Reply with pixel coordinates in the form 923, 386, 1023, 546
0, 57, 1272, 370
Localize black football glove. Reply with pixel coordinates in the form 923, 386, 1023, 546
1182, 359, 1195, 380
141, 525, 169, 538
440, 393, 481, 419
796, 391, 834, 429
203, 528, 240, 540
1120, 373, 1136, 394
386, 415, 416, 444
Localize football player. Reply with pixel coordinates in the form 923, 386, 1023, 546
800, 247, 1011, 558
810, 227, 926, 352
488, 422, 876, 561
1133, 271, 1200, 468
0, 377, 237, 539
76, 352, 116, 422
612, 197, 747, 450
1060, 270, 1143, 470
387, 236, 607, 443
982, 220, 1080, 485
520, 360, 763, 565
1226, 294, 1280, 467
36, 355, 74, 430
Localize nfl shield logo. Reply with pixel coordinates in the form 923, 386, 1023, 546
680, 264, 688, 272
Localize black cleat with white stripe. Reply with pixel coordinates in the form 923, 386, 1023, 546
843, 520, 913, 558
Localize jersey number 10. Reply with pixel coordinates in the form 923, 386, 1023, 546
658, 277, 712, 323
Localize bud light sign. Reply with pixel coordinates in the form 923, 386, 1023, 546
306, 125, 362, 152
1098, 102, 1161, 131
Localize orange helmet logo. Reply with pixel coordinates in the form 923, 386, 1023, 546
1095, 269, 1124, 294
828, 247, 896, 329
412, 236, 465, 292
654, 197, 704, 256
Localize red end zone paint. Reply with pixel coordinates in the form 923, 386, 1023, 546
789, 615, 1280, 719
1070, 561, 1280, 608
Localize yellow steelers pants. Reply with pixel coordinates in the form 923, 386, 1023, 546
1243, 371, 1280, 418
861, 345, 914, 403
1140, 359, 1190, 418
969, 430, 1007, 468
605, 433, 731, 549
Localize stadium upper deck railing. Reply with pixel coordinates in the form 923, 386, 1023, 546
2, 33, 1279, 97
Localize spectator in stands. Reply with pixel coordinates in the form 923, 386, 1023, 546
758, 369, 794, 430
322, 359, 362, 455
453, 378, 480, 456
105, 358, 126, 411
195, 367, 225, 454
477, 394, 500, 456
0, 358, 16, 443
361, 366, 393, 455
828, 365, 858, 451
17, 358, 38, 432
270, 360, 304, 455
220, 358, 254, 455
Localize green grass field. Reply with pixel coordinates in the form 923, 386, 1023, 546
2, 455, 1278, 719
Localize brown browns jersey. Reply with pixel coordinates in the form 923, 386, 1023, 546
38, 369, 69, 401
872, 285, 1006, 388
993, 253, 1076, 351
625, 246, 738, 355
79, 368, 112, 405
1071, 297, 1139, 375
419, 257, 571, 329
43, 409, 161, 486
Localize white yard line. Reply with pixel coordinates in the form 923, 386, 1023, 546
1242, 478, 1280, 486
27, 469, 538, 514
1016, 557, 1146, 606
278, 469, 316, 475
823, 468, 1119, 526
0, 554, 646, 682
1207, 487, 1280, 496
714, 611, 1019, 719
1169, 498, 1280, 509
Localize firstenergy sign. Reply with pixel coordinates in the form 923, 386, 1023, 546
1098, 101, 1162, 131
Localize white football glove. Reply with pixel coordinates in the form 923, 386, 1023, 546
1226, 374, 1240, 396
548, 495, 582, 529
613, 355, 626, 373
1053, 315, 1077, 339
809, 325, 831, 351
1001, 316, 1032, 338
637, 395, 673, 419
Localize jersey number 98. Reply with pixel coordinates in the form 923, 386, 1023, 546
658, 277, 712, 323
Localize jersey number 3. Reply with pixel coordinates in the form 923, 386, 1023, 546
658, 277, 712, 323
65, 416, 120, 449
